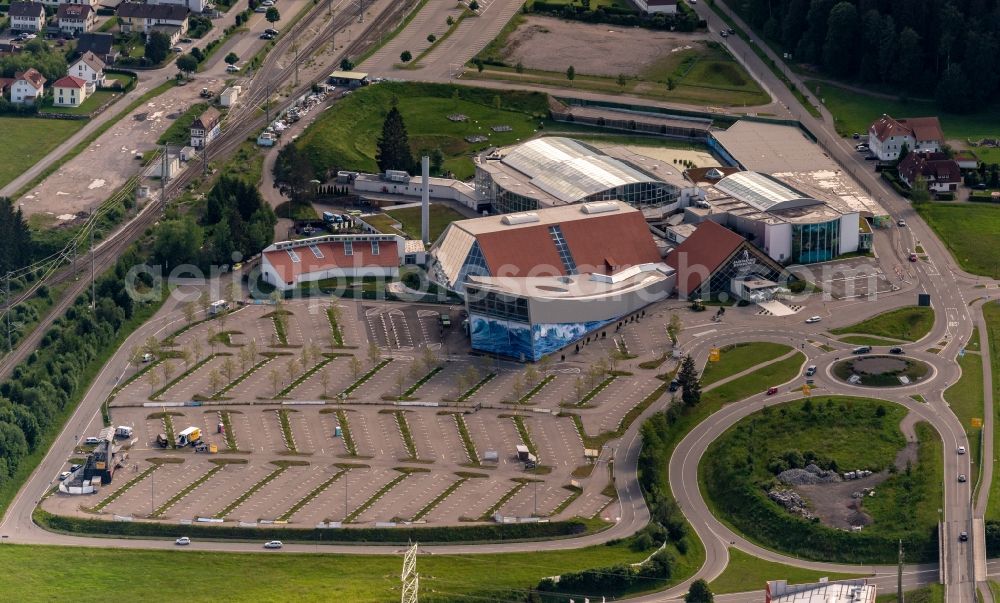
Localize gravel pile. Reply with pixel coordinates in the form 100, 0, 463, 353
777, 463, 842, 486
768, 488, 816, 520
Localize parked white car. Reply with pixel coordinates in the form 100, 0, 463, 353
175, 536, 191, 545
805, 316, 822, 324
264, 540, 283, 549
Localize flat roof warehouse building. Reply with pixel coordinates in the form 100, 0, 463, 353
429, 201, 675, 361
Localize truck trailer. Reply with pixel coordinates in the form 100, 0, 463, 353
176, 427, 202, 447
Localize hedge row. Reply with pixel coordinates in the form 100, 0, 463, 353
36, 508, 590, 544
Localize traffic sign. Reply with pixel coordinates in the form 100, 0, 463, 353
802, 384, 811, 396
709, 348, 720, 362
972, 418, 983, 428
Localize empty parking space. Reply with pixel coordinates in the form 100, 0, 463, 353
355, 470, 444, 523
170, 462, 270, 520
464, 411, 521, 465
225, 464, 312, 522
504, 481, 562, 518
532, 416, 583, 470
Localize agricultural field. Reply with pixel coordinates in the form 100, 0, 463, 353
293, 82, 548, 181
0, 117, 87, 189
916, 204, 1000, 278
470, 16, 768, 107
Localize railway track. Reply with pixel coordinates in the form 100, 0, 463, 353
0, 0, 416, 380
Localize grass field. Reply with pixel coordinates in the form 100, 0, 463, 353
41, 90, 121, 117
467, 43, 770, 108
702, 352, 805, 405
806, 79, 1000, 140
700, 342, 793, 386
838, 335, 908, 346
0, 117, 87, 189
158, 102, 210, 146
294, 82, 548, 181
877, 584, 944, 603
916, 204, 1000, 278
702, 397, 943, 563
0, 542, 659, 602
946, 350, 985, 490
709, 547, 867, 594
829, 306, 934, 342
983, 302, 1000, 520
386, 204, 465, 241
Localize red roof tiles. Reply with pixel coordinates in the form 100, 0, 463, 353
665, 221, 745, 294
475, 210, 661, 277
263, 240, 398, 286
53, 75, 87, 89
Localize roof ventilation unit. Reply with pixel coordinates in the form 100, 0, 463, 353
501, 212, 540, 225
581, 201, 620, 214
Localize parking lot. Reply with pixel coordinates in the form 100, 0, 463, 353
48, 298, 670, 529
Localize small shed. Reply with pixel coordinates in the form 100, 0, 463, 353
220, 85, 240, 107
327, 70, 368, 88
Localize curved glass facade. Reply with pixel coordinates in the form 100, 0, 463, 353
477, 170, 678, 214
791, 219, 840, 264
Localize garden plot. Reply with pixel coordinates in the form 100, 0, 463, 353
221, 464, 312, 522
531, 416, 584, 470
354, 470, 449, 523
464, 411, 522, 464
579, 379, 654, 435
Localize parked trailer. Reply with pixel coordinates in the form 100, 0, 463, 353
177, 427, 202, 447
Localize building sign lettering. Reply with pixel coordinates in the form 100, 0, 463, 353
731, 249, 757, 269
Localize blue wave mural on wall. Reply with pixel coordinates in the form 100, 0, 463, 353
470, 314, 613, 361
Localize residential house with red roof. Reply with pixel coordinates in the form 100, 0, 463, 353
897, 152, 962, 194
10, 68, 45, 104
52, 75, 89, 107
868, 114, 944, 161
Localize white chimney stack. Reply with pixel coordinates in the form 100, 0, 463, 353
421, 155, 430, 245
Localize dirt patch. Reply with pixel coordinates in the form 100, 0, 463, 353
500, 15, 708, 77
795, 441, 917, 530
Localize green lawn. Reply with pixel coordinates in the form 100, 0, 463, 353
363, 213, 405, 237
295, 82, 548, 181
806, 79, 1000, 140
386, 204, 464, 241
0, 542, 657, 602
838, 335, 908, 346
829, 306, 934, 342
467, 41, 769, 109
702, 352, 805, 405
42, 90, 121, 116
916, 203, 1000, 278
945, 351, 984, 490
974, 147, 1000, 164
709, 547, 867, 594
702, 397, 943, 563
877, 584, 944, 603
701, 342, 793, 386
984, 302, 1000, 520
158, 102, 210, 146
0, 117, 87, 189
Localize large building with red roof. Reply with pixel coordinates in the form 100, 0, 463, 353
429, 201, 675, 361
665, 220, 790, 300
868, 114, 943, 161
260, 233, 403, 291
